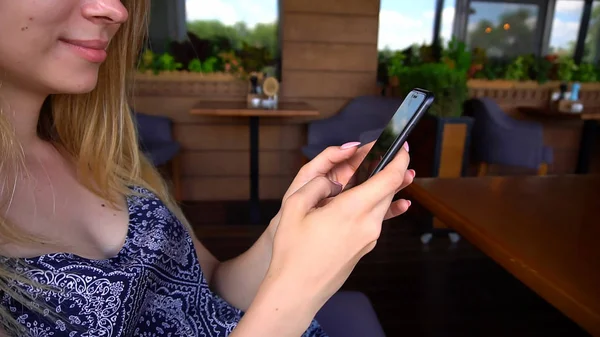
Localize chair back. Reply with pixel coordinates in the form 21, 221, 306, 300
303, 95, 405, 158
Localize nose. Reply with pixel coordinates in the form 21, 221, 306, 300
81, 0, 129, 24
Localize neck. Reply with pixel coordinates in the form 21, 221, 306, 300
0, 81, 48, 149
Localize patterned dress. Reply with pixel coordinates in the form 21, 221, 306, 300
1, 187, 328, 337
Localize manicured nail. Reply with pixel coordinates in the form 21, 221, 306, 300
331, 180, 343, 195
407, 200, 412, 207
403, 142, 409, 152
409, 169, 416, 178
341, 142, 361, 149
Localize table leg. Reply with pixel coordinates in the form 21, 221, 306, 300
575, 120, 598, 174
249, 116, 260, 225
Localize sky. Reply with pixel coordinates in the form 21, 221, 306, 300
185, 0, 587, 51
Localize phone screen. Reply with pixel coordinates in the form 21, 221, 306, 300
343, 90, 429, 190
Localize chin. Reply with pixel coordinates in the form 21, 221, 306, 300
49, 70, 100, 94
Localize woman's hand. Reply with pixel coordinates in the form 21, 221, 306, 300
267, 142, 415, 237
236, 144, 413, 337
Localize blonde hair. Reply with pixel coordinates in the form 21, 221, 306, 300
0, 1, 191, 334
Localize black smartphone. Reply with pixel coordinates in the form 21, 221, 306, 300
343, 88, 434, 190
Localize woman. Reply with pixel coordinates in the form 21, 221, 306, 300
0, 1, 414, 336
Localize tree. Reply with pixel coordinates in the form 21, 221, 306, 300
186, 20, 278, 58
467, 8, 536, 59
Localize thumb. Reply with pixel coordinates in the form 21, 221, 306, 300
301, 142, 361, 177
283, 176, 344, 217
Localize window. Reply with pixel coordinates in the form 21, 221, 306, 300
548, 0, 584, 57
378, 0, 439, 51
465, 1, 542, 58
184, 0, 279, 75
441, 0, 457, 44
583, 1, 600, 62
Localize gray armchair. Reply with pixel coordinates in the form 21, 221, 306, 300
463, 97, 553, 176
303, 95, 405, 160
133, 111, 182, 200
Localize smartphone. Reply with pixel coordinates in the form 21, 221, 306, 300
343, 88, 434, 190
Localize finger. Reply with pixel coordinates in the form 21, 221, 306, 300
342, 141, 375, 174
395, 169, 415, 194
350, 144, 411, 206
383, 199, 412, 220
284, 176, 344, 217
300, 142, 361, 177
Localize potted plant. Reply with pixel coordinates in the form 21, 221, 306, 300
387, 51, 406, 87
133, 48, 248, 97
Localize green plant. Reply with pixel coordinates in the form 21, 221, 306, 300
574, 63, 598, 82
238, 42, 273, 73
396, 62, 468, 118
504, 55, 531, 81
137, 49, 155, 72
533, 57, 553, 84
202, 56, 218, 73
442, 37, 472, 73
188, 58, 203, 73
386, 51, 406, 78
557, 56, 578, 82
156, 52, 183, 72
136, 50, 183, 74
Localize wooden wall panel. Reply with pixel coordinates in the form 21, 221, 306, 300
282, 0, 380, 15
183, 176, 292, 200
181, 151, 303, 177
175, 124, 305, 151
302, 98, 350, 119
283, 14, 378, 43
282, 71, 377, 98
283, 43, 378, 72
281, 0, 380, 106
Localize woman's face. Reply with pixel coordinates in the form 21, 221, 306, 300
0, 0, 128, 95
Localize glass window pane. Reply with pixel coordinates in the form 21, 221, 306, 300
548, 0, 584, 57
441, 0, 457, 44
185, 0, 279, 72
466, 1, 540, 58
378, 0, 438, 50
583, 1, 600, 63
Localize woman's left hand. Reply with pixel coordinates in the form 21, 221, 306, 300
267, 141, 415, 236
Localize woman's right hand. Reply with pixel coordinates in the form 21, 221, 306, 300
235, 145, 412, 336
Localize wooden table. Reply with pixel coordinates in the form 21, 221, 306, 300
518, 106, 599, 174
405, 175, 600, 336
190, 101, 319, 224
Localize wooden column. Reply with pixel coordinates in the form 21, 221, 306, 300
280, 0, 381, 119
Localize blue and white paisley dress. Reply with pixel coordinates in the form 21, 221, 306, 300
0, 187, 328, 336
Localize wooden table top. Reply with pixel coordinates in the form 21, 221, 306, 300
189, 101, 320, 117
405, 175, 600, 335
518, 106, 600, 120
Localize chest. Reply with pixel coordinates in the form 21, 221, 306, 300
1, 157, 130, 259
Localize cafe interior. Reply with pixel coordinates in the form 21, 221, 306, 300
132, 0, 600, 335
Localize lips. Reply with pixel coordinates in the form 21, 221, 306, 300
59, 38, 109, 63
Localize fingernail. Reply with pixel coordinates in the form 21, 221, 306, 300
341, 142, 361, 149
409, 169, 416, 178
407, 200, 412, 207
331, 180, 343, 195
403, 142, 409, 152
